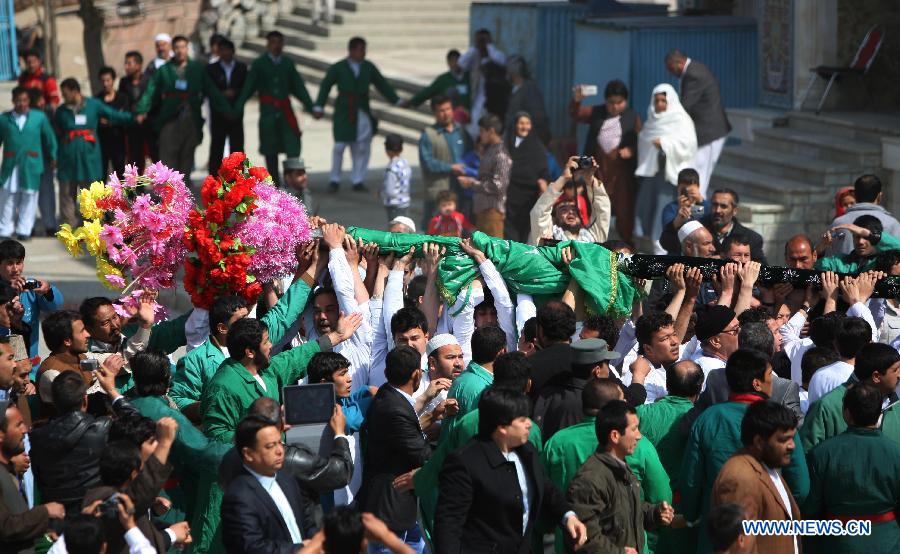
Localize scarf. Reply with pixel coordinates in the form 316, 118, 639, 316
635, 83, 698, 185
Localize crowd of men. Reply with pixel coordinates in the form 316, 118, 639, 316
1, 23, 900, 554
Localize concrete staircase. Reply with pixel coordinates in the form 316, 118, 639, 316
713, 110, 893, 260
236, 0, 472, 145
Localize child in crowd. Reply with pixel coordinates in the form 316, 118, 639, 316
427, 190, 475, 237
380, 133, 411, 223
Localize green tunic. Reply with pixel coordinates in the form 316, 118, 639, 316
412, 407, 543, 545
816, 233, 900, 273
678, 399, 809, 554
541, 417, 672, 554
135, 58, 233, 135
409, 70, 471, 109
200, 339, 322, 443
805, 428, 900, 553
55, 97, 132, 183
237, 54, 314, 157
636, 395, 698, 554
440, 361, 493, 442
800, 376, 900, 450
314, 58, 399, 143
170, 279, 312, 410
0, 109, 57, 191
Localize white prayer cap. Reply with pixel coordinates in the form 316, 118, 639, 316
677, 220, 706, 244
388, 216, 416, 234
426, 334, 459, 357
155, 33, 172, 44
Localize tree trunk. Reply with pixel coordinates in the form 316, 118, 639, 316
79, 0, 106, 95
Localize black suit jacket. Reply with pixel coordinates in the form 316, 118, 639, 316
679, 60, 731, 146
357, 385, 431, 532
221, 466, 315, 554
528, 343, 574, 400
658, 216, 767, 264
433, 438, 569, 554
206, 60, 248, 110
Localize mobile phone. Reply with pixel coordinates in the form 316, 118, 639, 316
581, 85, 598, 97
80, 358, 100, 373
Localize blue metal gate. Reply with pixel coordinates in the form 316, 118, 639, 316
0, 0, 18, 80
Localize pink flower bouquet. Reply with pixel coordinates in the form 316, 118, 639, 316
56, 162, 194, 317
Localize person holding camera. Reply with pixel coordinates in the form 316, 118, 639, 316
528, 155, 611, 245
658, 168, 709, 255
0, 239, 63, 372
51, 493, 160, 554
456, 114, 511, 238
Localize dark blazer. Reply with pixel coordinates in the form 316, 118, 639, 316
0, 463, 48, 554
221, 466, 315, 554
357, 385, 431, 532
679, 60, 731, 146
658, 216, 767, 264
433, 438, 569, 554
528, 343, 575, 400
681, 367, 803, 433
582, 105, 639, 160
533, 375, 647, 440
206, 60, 248, 109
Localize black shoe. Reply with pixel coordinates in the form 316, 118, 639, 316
15, 234, 31, 242
328, 182, 340, 193
352, 183, 368, 193
45, 228, 57, 237
0, 236, 10, 241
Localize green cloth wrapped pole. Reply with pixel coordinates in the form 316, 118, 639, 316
346, 227, 638, 317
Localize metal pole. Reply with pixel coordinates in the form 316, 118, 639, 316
47, 0, 58, 75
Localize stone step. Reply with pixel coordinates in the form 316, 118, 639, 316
787, 110, 900, 144
752, 127, 882, 168
276, 13, 330, 37
291, 6, 346, 24
329, 21, 469, 36
310, 35, 468, 51
718, 144, 858, 187
352, 2, 472, 13
712, 163, 828, 202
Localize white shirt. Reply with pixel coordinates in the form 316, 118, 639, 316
220, 59, 236, 86
503, 450, 531, 534
765, 464, 799, 554
693, 353, 727, 389
49, 527, 159, 554
243, 465, 303, 543
391, 385, 417, 410
326, 248, 373, 391
807, 360, 854, 404
152, 57, 168, 69
252, 373, 267, 391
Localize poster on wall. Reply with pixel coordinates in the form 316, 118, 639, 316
758, 0, 793, 109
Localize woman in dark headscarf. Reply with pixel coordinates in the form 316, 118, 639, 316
570, 79, 641, 244
504, 111, 550, 242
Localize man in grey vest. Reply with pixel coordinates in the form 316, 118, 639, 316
418, 94, 472, 231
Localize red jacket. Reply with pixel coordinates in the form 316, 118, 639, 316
428, 211, 475, 237
19, 68, 60, 108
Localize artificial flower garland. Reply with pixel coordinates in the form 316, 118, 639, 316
56, 163, 193, 317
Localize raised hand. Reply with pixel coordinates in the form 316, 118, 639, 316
343, 236, 361, 266
460, 238, 487, 264
666, 263, 686, 291
322, 223, 346, 250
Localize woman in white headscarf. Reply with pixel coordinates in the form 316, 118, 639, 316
634, 83, 697, 253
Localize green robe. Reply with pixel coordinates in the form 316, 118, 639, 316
800, 376, 900, 451
816, 233, 900, 273
314, 58, 399, 143
678, 399, 809, 554
440, 361, 493, 442
200, 339, 322, 443
636, 395, 698, 554
135, 58, 233, 135
409, 70, 471, 109
237, 54, 314, 156
412, 408, 543, 545
55, 97, 132, 183
541, 417, 672, 554
0, 109, 57, 191
170, 279, 312, 410
805, 428, 900, 553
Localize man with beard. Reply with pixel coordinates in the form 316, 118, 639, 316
528, 156, 611, 245
711, 401, 801, 554
423, 334, 465, 415
201, 312, 363, 443
0, 401, 65, 553
700, 189, 766, 263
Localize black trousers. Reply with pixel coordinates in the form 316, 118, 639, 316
99, 127, 126, 178
125, 122, 155, 173
208, 112, 245, 177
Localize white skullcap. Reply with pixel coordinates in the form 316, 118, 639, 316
426, 333, 459, 357
155, 33, 172, 44
677, 220, 706, 244
388, 216, 416, 233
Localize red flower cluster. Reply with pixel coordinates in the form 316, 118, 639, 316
182, 152, 266, 309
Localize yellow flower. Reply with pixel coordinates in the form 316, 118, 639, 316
79, 219, 106, 257
96, 258, 125, 291
56, 224, 84, 257
78, 181, 110, 221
